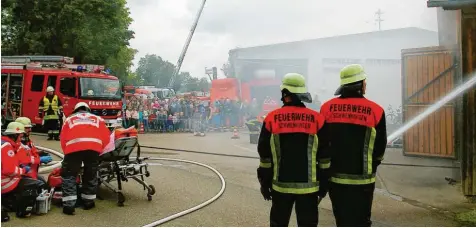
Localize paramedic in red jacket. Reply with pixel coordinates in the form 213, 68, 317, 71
1, 122, 30, 222
1, 122, 28, 195
60, 102, 111, 215
15, 117, 53, 182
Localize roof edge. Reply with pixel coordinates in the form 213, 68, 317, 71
230, 27, 437, 52
427, 0, 476, 9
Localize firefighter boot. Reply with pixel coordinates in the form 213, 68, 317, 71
63, 206, 75, 215
47, 133, 53, 140
83, 201, 95, 210
1, 210, 9, 222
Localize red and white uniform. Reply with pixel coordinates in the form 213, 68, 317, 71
1, 136, 27, 194
60, 112, 111, 155
17, 142, 40, 179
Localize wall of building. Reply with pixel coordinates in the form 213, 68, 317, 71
460, 7, 476, 197
437, 7, 461, 46
230, 28, 439, 110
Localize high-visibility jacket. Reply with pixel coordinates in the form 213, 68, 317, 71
17, 142, 41, 179
245, 118, 262, 133
320, 95, 387, 185
1, 136, 27, 194
60, 111, 111, 155
39, 95, 62, 120
257, 103, 331, 194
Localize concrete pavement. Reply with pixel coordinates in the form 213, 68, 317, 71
3, 133, 460, 226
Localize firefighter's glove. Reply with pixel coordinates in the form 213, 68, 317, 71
257, 167, 272, 187
40, 156, 53, 164
372, 160, 382, 173
257, 167, 273, 201
38, 112, 43, 118
260, 186, 272, 201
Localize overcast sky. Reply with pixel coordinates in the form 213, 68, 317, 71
127, 0, 438, 79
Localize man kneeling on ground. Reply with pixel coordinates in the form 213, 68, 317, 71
15, 117, 53, 184
1, 122, 45, 222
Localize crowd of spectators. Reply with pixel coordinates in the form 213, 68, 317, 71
122, 95, 265, 133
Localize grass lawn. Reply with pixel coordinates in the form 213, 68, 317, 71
456, 209, 476, 226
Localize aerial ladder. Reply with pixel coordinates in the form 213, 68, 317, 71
167, 0, 207, 90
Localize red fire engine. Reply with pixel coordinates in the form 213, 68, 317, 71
209, 77, 281, 111
1, 56, 123, 128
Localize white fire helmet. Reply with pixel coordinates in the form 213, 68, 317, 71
74, 102, 91, 112
46, 86, 55, 92
87, 90, 94, 96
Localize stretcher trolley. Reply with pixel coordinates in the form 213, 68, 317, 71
98, 126, 156, 206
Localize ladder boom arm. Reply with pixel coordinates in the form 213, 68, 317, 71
168, 0, 207, 88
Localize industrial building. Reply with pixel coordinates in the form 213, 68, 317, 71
229, 27, 439, 111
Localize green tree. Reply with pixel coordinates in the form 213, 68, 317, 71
134, 54, 209, 92
106, 46, 137, 82
1, 0, 135, 76
180, 76, 210, 92
135, 54, 194, 92
198, 77, 210, 91
136, 54, 167, 86
124, 72, 142, 86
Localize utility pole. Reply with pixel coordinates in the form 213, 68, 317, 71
375, 9, 384, 31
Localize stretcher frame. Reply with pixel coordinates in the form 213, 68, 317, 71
97, 136, 156, 206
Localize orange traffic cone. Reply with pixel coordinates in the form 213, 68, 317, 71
139, 123, 145, 134
231, 127, 240, 139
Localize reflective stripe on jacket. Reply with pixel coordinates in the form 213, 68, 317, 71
41, 95, 61, 120
17, 142, 40, 179
60, 111, 111, 155
1, 137, 25, 194
257, 104, 331, 194
320, 96, 387, 185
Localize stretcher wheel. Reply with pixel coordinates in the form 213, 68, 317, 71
117, 192, 125, 207
148, 185, 156, 195
145, 171, 150, 177
147, 194, 152, 201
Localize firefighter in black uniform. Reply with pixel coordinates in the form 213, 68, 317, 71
38, 86, 62, 140
257, 73, 331, 227
320, 64, 387, 227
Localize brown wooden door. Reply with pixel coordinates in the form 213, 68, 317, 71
401, 46, 457, 158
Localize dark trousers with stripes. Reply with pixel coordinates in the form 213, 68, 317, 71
2, 177, 44, 215
61, 150, 99, 208
270, 190, 319, 227
329, 182, 375, 227
44, 119, 60, 139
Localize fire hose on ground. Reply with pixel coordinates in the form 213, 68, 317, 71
139, 145, 460, 169
142, 157, 226, 227
37, 145, 64, 174
35, 144, 226, 227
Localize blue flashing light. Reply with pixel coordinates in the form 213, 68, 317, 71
77, 65, 84, 72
